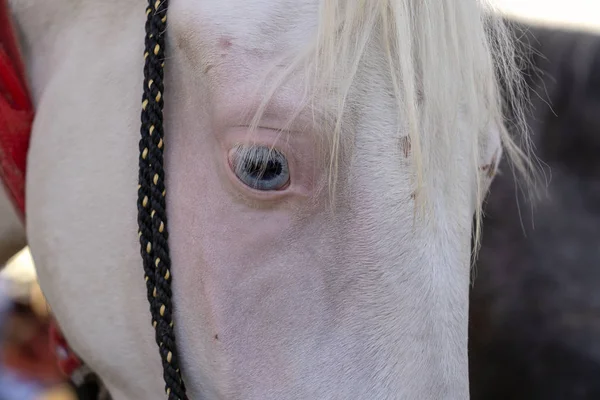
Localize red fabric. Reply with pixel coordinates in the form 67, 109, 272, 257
0, 1, 84, 382
49, 320, 83, 378
0, 0, 33, 221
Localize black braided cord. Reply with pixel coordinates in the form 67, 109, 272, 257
137, 0, 188, 398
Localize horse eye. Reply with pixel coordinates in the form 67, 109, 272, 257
229, 145, 290, 191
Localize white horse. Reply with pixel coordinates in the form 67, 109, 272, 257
1, 0, 533, 398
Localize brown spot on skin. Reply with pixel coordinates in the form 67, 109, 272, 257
214, 334, 219, 340
410, 191, 416, 200
399, 136, 411, 158
204, 64, 214, 74
481, 149, 499, 178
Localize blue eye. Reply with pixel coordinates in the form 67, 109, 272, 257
230, 145, 290, 191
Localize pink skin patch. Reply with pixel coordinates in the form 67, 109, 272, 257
218, 37, 233, 49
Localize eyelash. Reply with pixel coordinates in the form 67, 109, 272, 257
229, 145, 291, 191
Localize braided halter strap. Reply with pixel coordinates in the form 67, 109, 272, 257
138, 1, 188, 399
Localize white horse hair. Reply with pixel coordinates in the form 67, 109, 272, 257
4, 0, 534, 399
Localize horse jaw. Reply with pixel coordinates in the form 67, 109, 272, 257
17, 0, 502, 398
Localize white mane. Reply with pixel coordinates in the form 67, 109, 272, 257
248, 0, 534, 247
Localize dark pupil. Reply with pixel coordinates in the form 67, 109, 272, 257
243, 158, 282, 181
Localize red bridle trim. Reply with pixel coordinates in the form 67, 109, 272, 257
0, 0, 34, 220
49, 319, 83, 378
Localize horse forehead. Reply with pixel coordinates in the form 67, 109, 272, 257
166, 0, 327, 130
169, 0, 319, 61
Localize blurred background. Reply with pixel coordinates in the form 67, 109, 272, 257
472, 1, 600, 399
0, 1, 599, 399
0, 250, 77, 399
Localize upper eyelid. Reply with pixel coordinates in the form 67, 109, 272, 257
230, 144, 289, 162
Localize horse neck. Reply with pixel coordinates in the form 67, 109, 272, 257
10, 1, 137, 104
0, 2, 66, 264
9, 0, 67, 102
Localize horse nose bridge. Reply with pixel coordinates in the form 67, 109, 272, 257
326, 154, 417, 261
348, 146, 414, 207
